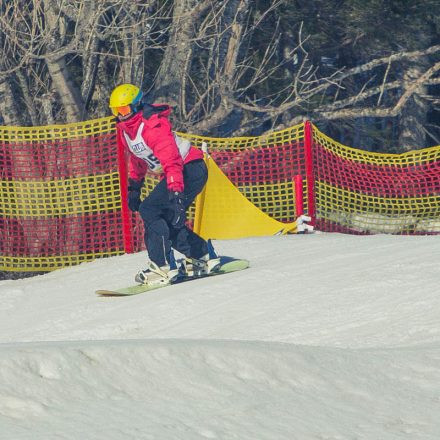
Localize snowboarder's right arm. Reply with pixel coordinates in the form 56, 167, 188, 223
116, 126, 146, 211
116, 125, 148, 183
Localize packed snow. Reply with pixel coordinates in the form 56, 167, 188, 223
1, 233, 440, 439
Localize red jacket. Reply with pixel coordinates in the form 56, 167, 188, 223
116, 105, 203, 193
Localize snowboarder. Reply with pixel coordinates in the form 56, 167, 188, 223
109, 83, 219, 286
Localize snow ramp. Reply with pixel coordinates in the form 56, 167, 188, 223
2, 234, 440, 439
1, 339, 440, 440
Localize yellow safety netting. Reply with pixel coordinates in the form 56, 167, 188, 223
313, 127, 440, 234
0, 117, 115, 141
130, 123, 306, 248
3, 113, 440, 273
0, 174, 121, 218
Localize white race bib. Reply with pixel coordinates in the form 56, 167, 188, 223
123, 123, 192, 174
123, 123, 162, 173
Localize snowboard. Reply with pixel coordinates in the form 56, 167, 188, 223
96, 257, 249, 297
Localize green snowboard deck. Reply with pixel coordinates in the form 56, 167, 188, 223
96, 258, 249, 297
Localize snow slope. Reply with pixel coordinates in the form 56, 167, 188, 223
1, 233, 440, 439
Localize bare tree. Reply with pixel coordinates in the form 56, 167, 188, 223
1, 0, 439, 149
153, 0, 213, 109
0, 0, 169, 124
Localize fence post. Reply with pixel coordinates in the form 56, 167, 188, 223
304, 120, 316, 225
294, 174, 304, 217
193, 143, 209, 235
116, 127, 133, 253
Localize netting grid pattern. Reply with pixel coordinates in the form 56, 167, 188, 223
0, 119, 122, 271
131, 125, 306, 251
313, 127, 440, 234
2, 115, 439, 273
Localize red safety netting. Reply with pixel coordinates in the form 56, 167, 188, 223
130, 125, 307, 250
312, 127, 440, 234
0, 119, 123, 271
2, 117, 440, 273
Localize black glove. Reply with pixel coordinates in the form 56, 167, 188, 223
127, 178, 144, 212
169, 191, 186, 228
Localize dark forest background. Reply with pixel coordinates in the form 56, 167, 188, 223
1, 0, 440, 152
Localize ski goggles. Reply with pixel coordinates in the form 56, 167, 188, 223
111, 105, 132, 117
110, 90, 143, 117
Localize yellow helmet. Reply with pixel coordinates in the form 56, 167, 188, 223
109, 84, 143, 116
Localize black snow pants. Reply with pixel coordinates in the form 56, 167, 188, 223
138, 159, 208, 267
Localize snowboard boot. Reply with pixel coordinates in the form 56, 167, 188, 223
135, 261, 179, 286
180, 254, 221, 278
